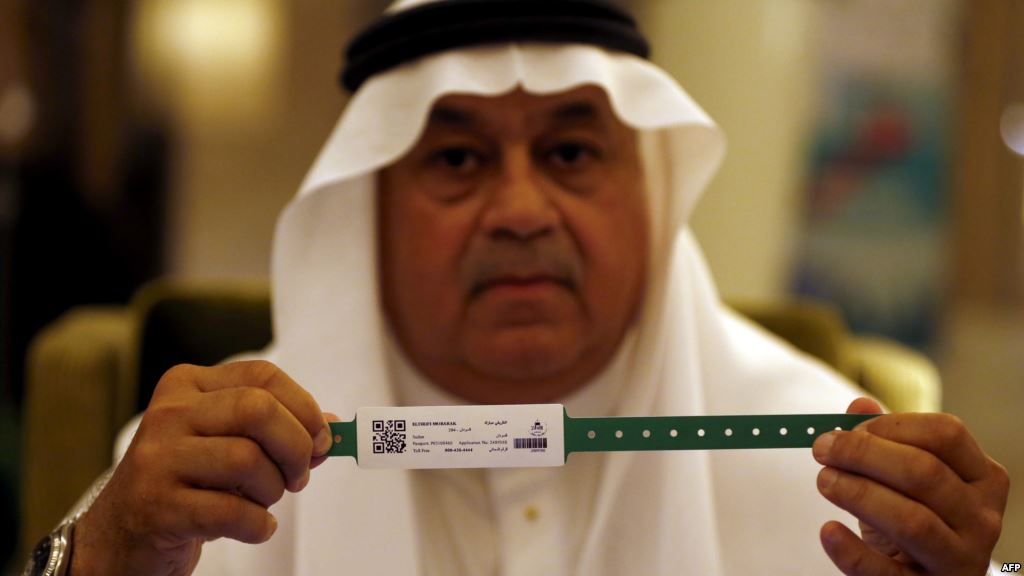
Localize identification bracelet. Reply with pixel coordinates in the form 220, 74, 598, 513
326, 404, 877, 469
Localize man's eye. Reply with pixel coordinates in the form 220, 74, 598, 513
548, 143, 597, 168
432, 148, 482, 172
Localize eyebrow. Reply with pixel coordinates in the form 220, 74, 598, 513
427, 99, 607, 130
429, 106, 476, 127
550, 101, 602, 124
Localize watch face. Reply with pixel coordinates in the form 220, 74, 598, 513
30, 534, 52, 576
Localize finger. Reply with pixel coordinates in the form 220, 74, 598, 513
813, 430, 977, 529
311, 412, 341, 471
817, 466, 963, 573
820, 521, 912, 576
186, 361, 332, 453
172, 437, 287, 508
169, 488, 278, 545
187, 387, 313, 492
979, 458, 1011, 513
854, 412, 989, 483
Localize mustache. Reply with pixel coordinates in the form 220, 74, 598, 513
461, 239, 583, 298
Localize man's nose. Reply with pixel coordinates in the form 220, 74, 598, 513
480, 146, 560, 241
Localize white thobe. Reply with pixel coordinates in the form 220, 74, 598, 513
390, 332, 630, 576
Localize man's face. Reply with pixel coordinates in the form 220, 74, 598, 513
378, 85, 648, 404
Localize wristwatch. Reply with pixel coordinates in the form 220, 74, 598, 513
22, 468, 113, 576
25, 519, 75, 576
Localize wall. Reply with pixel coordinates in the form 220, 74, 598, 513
635, 0, 820, 302
132, 0, 386, 278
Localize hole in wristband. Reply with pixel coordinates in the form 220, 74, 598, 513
334, 434, 342, 444
587, 430, 596, 439
780, 427, 788, 436
697, 429, 705, 437
670, 429, 678, 437
752, 428, 761, 436
807, 427, 815, 435
615, 430, 624, 439
725, 428, 733, 437
642, 429, 651, 438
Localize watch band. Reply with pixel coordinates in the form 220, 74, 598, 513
54, 521, 74, 576
326, 404, 878, 469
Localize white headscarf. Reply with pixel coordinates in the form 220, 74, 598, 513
188, 2, 862, 573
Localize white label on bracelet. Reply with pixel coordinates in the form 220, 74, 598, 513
356, 404, 565, 469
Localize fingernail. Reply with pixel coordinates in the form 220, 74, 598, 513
813, 432, 836, 460
296, 468, 310, 491
266, 514, 278, 539
818, 467, 839, 491
314, 425, 332, 457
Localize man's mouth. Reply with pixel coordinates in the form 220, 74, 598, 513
472, 275, 574, 298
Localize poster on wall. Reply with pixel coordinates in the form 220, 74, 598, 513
794, 0, 959, 349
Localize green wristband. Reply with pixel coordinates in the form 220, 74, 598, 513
563, 413, 877, 454
326, 405, 877, 469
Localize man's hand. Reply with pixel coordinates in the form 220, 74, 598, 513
813, 397, 1009, 575
71, 361, 336, 576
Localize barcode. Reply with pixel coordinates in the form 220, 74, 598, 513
372, 419, 407, 454
514, 437, 548, 449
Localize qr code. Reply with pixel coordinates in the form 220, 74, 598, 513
372, 419, 406, 454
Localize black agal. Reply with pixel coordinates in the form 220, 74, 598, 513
340, 0, 650, 92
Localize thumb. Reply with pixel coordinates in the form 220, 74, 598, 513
847, 396, 883, 415
309, 412, 343, 471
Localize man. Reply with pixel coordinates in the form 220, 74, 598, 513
29, 1, 1008, 574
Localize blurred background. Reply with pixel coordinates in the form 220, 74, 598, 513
1, 0, 1021, 571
